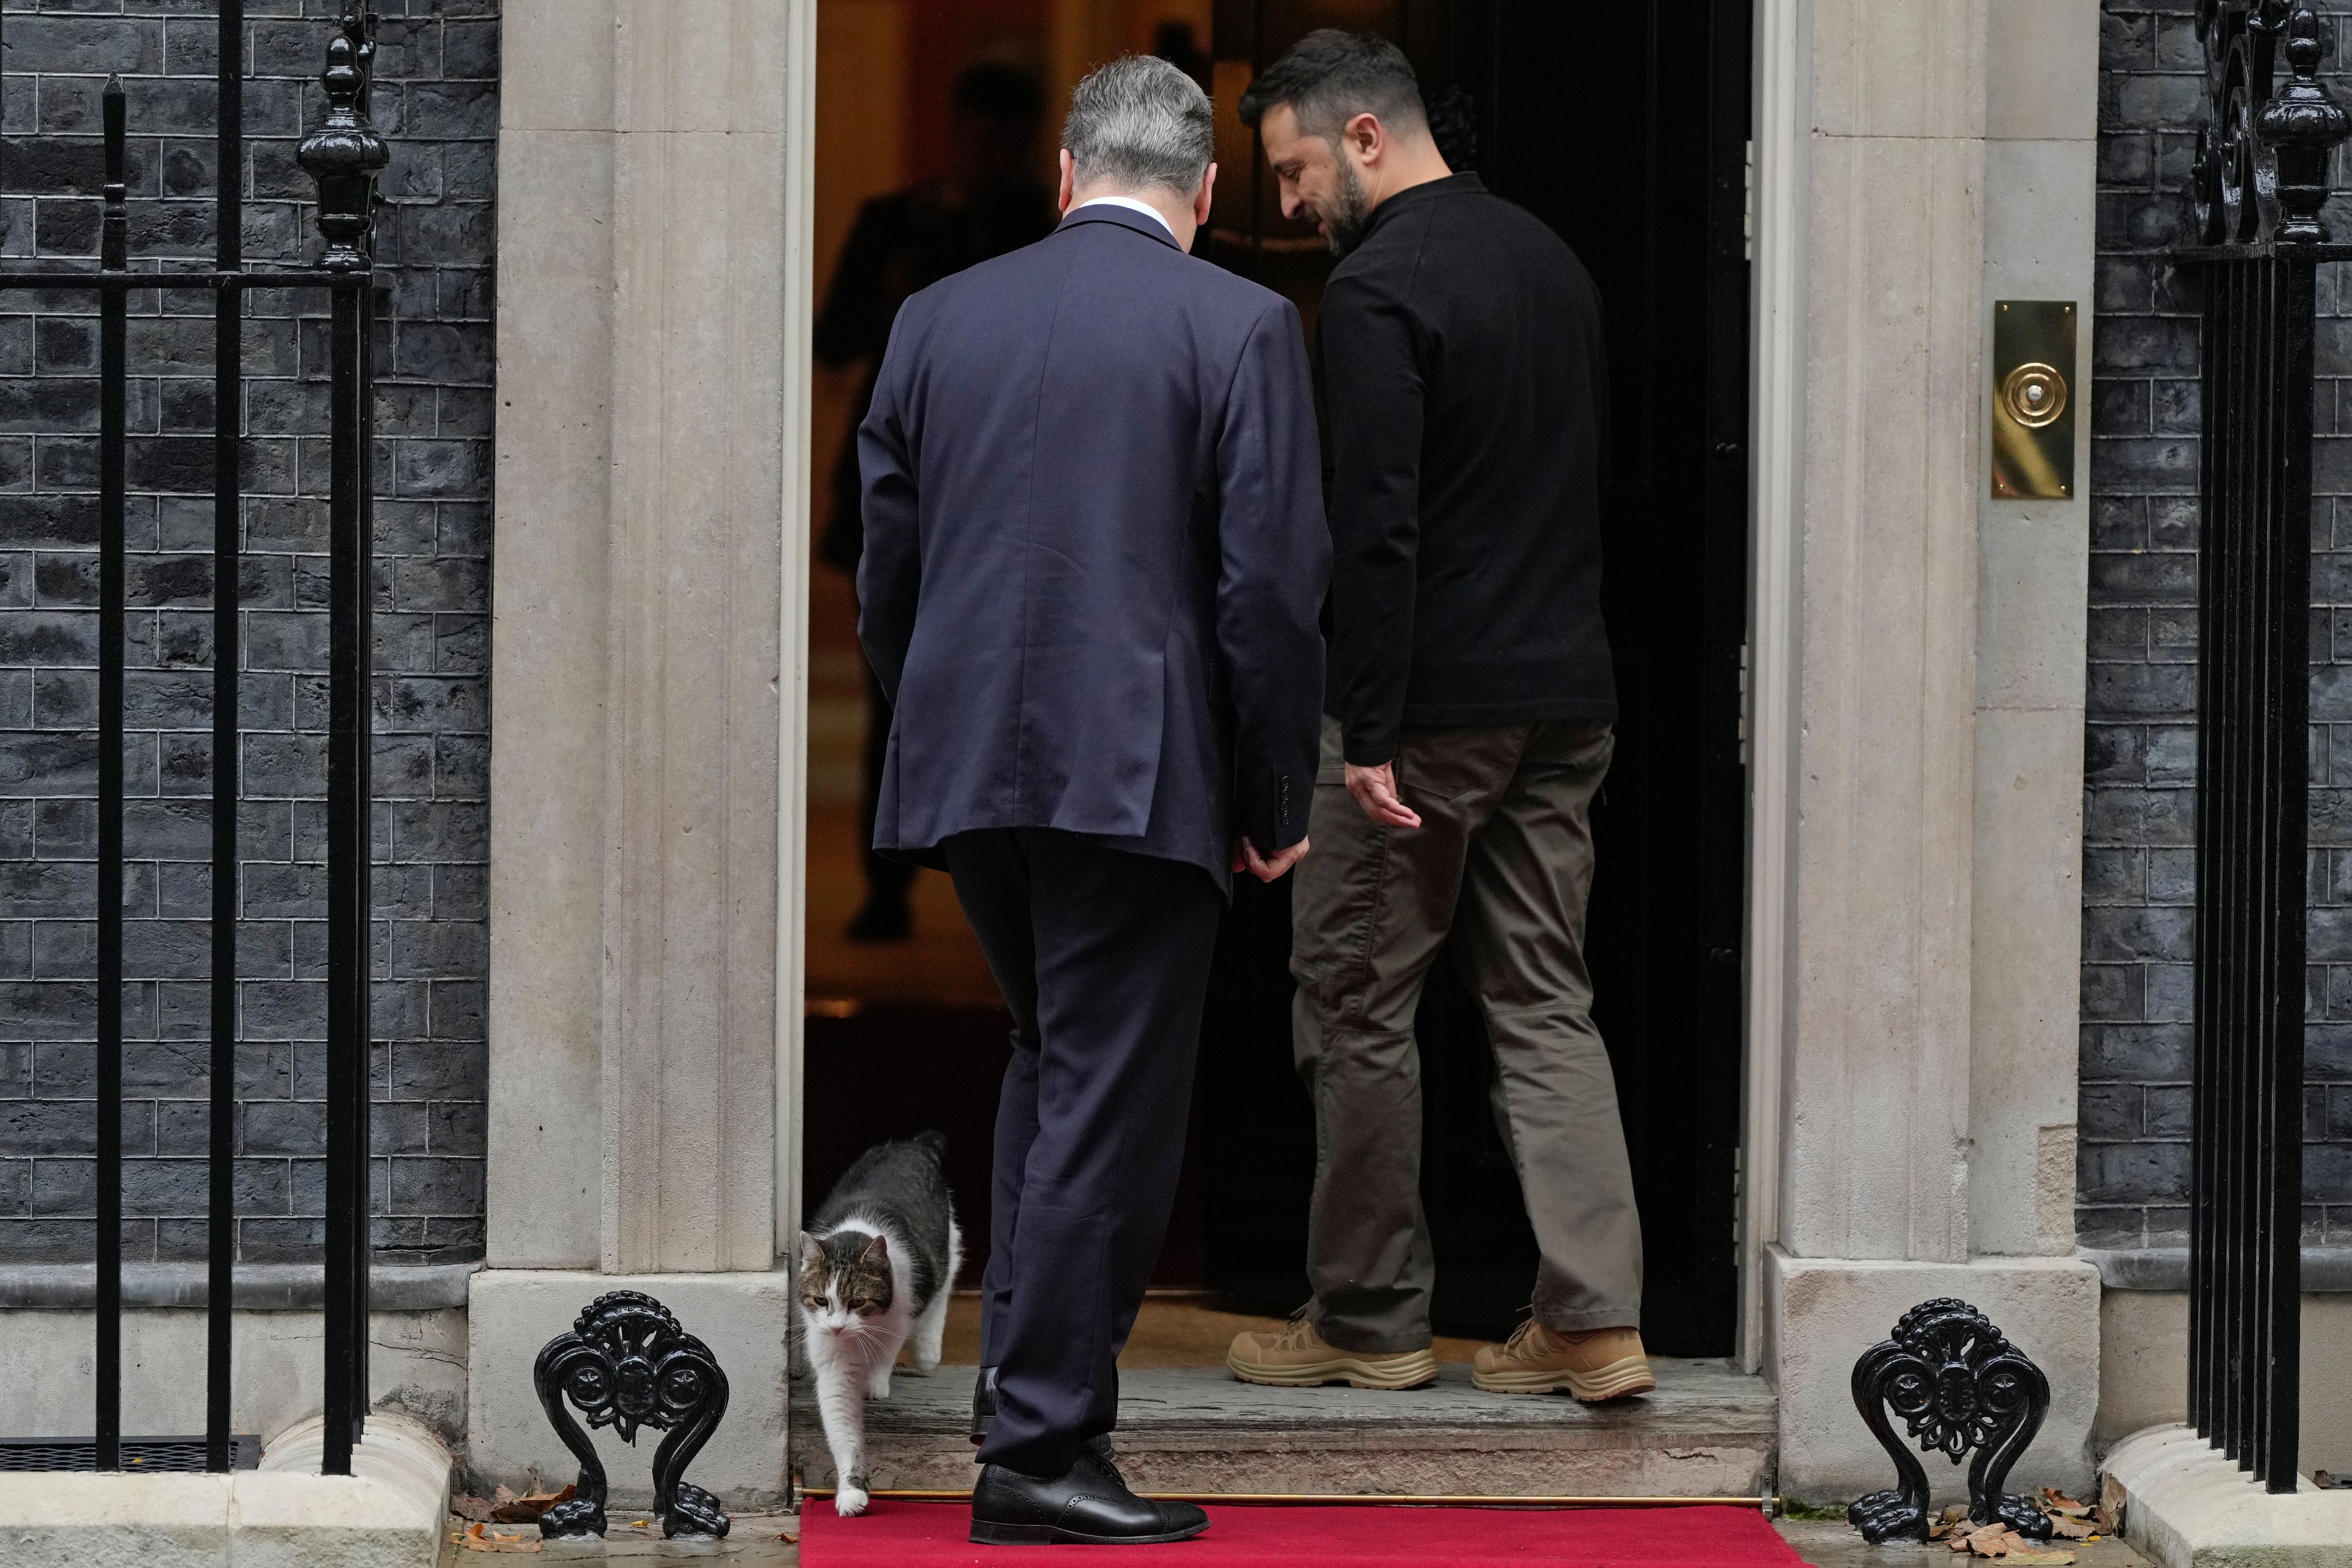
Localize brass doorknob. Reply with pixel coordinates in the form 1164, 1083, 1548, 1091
2000, 361, 2068, 429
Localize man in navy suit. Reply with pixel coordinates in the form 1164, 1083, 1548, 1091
858, 54, 1329, 1547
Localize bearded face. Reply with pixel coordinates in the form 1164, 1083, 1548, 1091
1316, 154, 1374, 257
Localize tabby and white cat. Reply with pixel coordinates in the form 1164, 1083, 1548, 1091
796, 1130, 962, 1517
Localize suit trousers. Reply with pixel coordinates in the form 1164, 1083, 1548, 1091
1289, 717, 1642, 1352
944, 828, 1223, 1477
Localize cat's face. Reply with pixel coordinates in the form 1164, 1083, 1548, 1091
798, 1229, 895, 1340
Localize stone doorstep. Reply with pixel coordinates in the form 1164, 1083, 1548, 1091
790, 1359, 1776, 1498
0, 1411, 451, 1568
2101, 1424, 2352, 1568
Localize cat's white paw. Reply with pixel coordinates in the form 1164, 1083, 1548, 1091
834, 1485, 870, 1518
867, 1371, 892, 1400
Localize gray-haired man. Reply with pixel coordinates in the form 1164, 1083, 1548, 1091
858, 54, 1327, 1545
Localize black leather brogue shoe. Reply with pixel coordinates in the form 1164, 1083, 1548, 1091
970, 1366, 1000, 1445
969, 1444, 1209, 1546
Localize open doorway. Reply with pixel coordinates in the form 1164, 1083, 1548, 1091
801, 0, 1754, 1370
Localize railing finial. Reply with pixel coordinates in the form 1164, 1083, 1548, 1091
2256, 2, 2351, 244
295, 14, 388, 271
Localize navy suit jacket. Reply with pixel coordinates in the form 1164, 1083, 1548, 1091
858, 204, 1329, 892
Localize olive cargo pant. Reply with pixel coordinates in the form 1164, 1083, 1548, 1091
1289, 717, 1643, 1352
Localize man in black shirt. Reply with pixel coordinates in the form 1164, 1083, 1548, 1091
1224, 30, 1651, 1403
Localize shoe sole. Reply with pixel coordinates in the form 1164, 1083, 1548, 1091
970, 1519, 1212, 1547
1225, 1347, 1440, 1391
1471, 1353, 1656, 1401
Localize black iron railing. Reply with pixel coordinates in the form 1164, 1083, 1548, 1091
2175, 0, 2351, 1493
0, 6, 386, 1476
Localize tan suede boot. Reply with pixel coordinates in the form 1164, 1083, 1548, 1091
1471, 1320, 1655, 1400
1226, 1316, 1439, 1390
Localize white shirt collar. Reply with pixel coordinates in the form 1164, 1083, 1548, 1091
1072, 195, 1178, 241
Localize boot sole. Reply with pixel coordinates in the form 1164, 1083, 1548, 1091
1471, 1354, 1656, 1401
970, 1518, 1212, 1546
1226, 1347, 1440, 1391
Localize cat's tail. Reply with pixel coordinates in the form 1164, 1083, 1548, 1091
911, 1128, 949, 1161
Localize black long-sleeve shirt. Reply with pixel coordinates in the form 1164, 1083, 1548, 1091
1318, 172, 1615, 764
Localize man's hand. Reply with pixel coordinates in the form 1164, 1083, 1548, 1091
1344, 761, 1423, 828
1232, 835, 1311, 883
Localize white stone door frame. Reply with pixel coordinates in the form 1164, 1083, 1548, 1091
777, 0, 819, 1264
1738, 0, 1807, 1374
470, 0, 2099, 1502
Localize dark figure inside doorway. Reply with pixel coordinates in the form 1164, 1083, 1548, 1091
814, 61, 1058, 943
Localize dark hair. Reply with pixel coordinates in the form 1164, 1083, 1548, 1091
1236, 28, 1427, 140
951, 62, 1044, 129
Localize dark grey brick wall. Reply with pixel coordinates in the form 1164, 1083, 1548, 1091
2086, 1, 2352, 1249
0, 0, 493, 1265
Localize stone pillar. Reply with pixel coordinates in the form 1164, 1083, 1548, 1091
1752, 0, 2101, 1502
472, 0, 807, 1508
1969, 0, 2097, 1265
1780, 0, 1988, 1271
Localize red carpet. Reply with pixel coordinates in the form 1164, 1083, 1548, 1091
799, 1500, 1807, 1566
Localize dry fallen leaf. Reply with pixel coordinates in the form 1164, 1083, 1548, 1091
456, 1522, 544, 1556
1977, 1523, 2064, 1558
2038, 1487, 2093, 1518
451, 1494, 498, 1523
489, 1483, 574, 1525
2097, 1472, 2127, 1535
2048, 1514, 2095, 1540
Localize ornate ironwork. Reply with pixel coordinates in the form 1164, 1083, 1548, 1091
2173, 0, 2337, 1497
532, 1292, 733, 1540
1846, 1298, 2052, 1545
0, 7, 388, 1477
295, 13, 390, 270
2191, 1, 2352, 248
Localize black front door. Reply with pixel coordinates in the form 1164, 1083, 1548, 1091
1195, 0, 1753, 1356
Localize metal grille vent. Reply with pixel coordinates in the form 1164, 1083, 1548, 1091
0, 1436, 260, 1473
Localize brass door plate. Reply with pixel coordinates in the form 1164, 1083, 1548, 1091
1992, 300, 2076, 499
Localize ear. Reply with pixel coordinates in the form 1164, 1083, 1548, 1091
859, 1232, 891, 1270
797, 1231, 825, 1276
1194, 162, 1218, 228
1057, 148, 1077, 215
1343, 110, 1384, 167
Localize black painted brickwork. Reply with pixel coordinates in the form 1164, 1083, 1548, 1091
0, 1, 494, 1265
2086, 1, 2352, 1249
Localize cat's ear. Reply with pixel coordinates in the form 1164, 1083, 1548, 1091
797, 1231, 826, 1277
859, 1232, 891, 1270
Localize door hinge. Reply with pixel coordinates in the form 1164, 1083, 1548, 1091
1743, 138, 1755, 263
1736, 641, 1751, 767
1729, 1145, 1744, 1249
